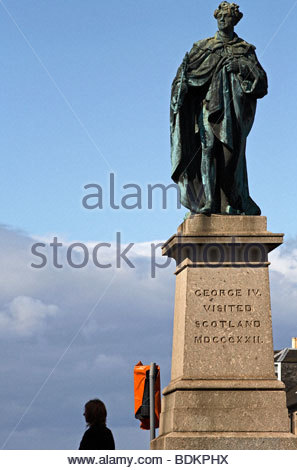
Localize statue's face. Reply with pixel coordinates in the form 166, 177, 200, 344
216, 9, 234, 32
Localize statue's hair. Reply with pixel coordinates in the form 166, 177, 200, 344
214, 2, 243, 26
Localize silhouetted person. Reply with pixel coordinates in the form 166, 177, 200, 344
79, 399, 115, 450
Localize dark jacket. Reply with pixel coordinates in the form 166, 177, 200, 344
79, 424, 115, 450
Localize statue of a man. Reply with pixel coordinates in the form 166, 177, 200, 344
170, 2, 267, 215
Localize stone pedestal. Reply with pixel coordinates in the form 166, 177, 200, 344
151, 215, 297, 449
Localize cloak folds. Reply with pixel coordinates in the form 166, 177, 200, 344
170, 32, 268, 215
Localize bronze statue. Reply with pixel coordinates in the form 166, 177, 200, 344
170, 2, 267, 215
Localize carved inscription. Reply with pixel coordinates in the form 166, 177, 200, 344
194, 288, 261, 297
203, 305, 251, 312
190, 283, 264, 345
194, 335, 262, 344
195, 320, 260, 328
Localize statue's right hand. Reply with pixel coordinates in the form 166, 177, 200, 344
226, 59, 239, 74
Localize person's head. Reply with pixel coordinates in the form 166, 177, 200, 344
83, 399, 107, 426
214, 2, 243, 32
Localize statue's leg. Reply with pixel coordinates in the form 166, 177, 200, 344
220, 144, 242, 214
199, 105, 216, 214
200, 151, 216, 214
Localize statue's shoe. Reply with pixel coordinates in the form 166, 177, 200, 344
225, 205, 243, 215
199, 202, 212, 215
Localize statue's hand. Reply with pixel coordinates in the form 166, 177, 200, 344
226, 59, 239, 74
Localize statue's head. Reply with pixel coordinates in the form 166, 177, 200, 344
214, 2, 243, 29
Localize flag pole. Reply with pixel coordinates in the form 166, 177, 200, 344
149, 362, 156, 441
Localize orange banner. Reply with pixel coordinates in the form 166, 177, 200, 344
134, 361, 161, 430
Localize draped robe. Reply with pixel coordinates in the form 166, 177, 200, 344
170, 32, 268, 215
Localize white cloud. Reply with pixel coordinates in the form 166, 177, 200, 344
270, 245, 297, 282
0, 296, 58, 336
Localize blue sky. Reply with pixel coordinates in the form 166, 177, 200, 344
0, 0, 297, 451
